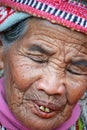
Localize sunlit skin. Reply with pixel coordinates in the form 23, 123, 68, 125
2, 18, 87, 130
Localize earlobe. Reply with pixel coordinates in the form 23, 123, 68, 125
0, 39, 4, 77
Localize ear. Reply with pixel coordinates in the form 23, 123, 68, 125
0, 38, 4, 77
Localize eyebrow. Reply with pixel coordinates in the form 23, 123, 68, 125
29, 45, 53, 55
72, 60, 87, 66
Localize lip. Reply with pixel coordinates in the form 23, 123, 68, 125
32, 100, 64, 119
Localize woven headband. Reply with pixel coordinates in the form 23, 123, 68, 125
0, 0, 87, 33
0, 6, 30, 32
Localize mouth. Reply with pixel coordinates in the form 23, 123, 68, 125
32, 100, 64, 119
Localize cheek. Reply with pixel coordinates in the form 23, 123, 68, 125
66, 77, 87, 105
9, 59, 42, 91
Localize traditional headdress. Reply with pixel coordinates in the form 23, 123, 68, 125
0, 0, 87, 33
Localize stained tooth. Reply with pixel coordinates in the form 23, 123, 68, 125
45, 107, 50, 113
39, 106, 45, 111
39, 106, 51, 113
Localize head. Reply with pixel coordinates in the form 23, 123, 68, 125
0, 17, 87, 130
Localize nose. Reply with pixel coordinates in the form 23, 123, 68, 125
37, 75, 66, 96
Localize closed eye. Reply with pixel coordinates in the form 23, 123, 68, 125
29, 55, 48, 64
66, 60, 87, 75
66, 68, 87, 75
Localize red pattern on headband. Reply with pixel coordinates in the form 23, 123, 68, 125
0, 6, 15, 24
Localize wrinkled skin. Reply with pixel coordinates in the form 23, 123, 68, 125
3, 18, 87, 130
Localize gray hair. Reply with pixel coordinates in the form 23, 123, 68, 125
1, 18, 29, 48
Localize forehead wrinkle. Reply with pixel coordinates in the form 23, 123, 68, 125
26, 18, 87, 56
64, 43, 79, 58
26, 33, 65, 55
81, 42, 87, 49
65, 42, 87, 58
29, 22, 72, 42
64, 41, 87, 62
30, 26, 85, 46
29, 18, 87, 42
30, 33, 56, 46
30, 28, 66, 43
65, 41, 86, 50
28, 30, 67, 51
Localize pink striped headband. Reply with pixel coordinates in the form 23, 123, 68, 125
0, 0, 87, 34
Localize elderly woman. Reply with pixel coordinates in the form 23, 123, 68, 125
0, 0, 87, 130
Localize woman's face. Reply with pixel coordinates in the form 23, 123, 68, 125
4, 18, 87, 130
